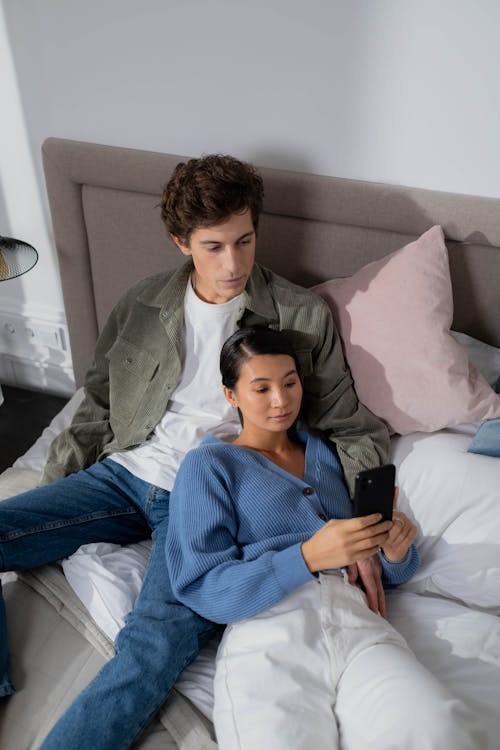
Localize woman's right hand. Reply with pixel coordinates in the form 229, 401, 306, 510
301, 515, 392, 574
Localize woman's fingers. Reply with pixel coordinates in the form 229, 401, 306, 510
302, 516, 392, 573
383, 511, 417, 561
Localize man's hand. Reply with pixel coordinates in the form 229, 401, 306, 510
347, 555, 386, 618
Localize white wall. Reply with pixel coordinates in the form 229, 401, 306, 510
0, 3, 73, 394
2, 0, 500, 392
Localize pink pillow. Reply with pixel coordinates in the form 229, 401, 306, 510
312, 225, 500, 434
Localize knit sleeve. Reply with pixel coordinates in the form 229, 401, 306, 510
165, 448, 313, 623
379, 545, 420, 585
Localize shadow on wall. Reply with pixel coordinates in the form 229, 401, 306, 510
248, 145, 316, 175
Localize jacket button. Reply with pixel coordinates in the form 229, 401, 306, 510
318, 513, 327, 521
303, 487, 314, 496
126, 357, 133, 364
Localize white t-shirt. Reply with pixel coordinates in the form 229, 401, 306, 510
110, 278, 243, 490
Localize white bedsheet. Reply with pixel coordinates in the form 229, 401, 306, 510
11, 332, 500, 739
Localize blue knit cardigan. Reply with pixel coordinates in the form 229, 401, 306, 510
166, 432, 419, 623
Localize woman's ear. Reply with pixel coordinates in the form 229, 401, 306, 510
223, 385, 238, 408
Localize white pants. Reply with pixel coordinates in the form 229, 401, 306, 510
213, 571, 484, 750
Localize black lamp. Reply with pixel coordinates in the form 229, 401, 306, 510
0, 235, 38, 281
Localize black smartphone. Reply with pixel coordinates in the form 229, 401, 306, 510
353, 464, 395, 522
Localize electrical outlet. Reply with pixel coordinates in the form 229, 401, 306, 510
1, 319, 19, 354
0, 312, 68, 356
23, 321, 67, 351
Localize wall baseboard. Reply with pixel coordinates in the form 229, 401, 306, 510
0, 354, 75, 397
0, 307, 76, 397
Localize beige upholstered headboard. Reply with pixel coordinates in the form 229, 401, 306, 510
42, 137, 500, 386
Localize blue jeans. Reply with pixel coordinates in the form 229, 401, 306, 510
0, 458, 217, 749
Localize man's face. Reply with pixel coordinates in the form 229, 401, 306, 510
172, 209, 256, 304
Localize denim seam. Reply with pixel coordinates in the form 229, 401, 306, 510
144, 485, 169, 518
0, 506, 138, 542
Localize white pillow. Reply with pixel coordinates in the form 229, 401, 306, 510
391, 426, 500, 613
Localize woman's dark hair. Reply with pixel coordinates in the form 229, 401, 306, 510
220, 327, 301, 390
161, 154, 264, 245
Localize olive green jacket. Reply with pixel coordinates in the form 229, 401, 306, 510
41, 262, 390, 495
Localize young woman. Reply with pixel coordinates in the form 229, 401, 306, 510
166, 327, 482, 750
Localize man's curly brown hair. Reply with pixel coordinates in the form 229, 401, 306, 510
160, 154, 264, 245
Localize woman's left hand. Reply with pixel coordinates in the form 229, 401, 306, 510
382, 511, 417, 562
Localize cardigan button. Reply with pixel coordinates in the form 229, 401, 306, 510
318, 513, 327, 521
303, 487, 314, 496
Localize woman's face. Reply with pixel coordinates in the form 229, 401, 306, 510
224, 353, 303, 435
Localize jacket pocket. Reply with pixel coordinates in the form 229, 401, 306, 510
106, 337, 159, 424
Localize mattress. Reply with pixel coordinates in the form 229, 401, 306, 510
1, 334, 500, 749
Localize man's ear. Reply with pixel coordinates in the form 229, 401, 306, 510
223, 385, 237, 408
170, 234, 191, 256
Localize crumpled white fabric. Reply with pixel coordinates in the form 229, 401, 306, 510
62, 540, 151, 640
62, 539, 219, 720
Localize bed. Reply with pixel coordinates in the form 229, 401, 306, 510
1, 137, 499, 749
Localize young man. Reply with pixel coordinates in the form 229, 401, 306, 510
0, 155, 390, 750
